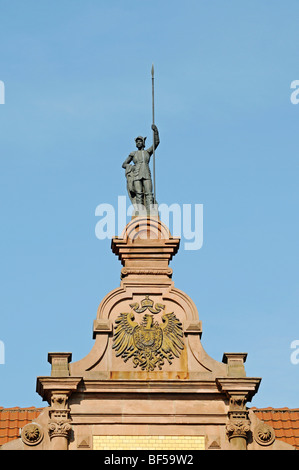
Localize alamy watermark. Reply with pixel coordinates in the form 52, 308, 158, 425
0, 81, 5, 104
95, 196, 203, 251
290, 340, 299, 365
289, 83, 299, 365
0, 340, 5, 364
290, 80, 299, 104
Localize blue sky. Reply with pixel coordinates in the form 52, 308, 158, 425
0, 0, 298, 409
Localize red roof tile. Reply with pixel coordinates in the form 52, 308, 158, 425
251, 407, 299, 449
0, 407, 44, 446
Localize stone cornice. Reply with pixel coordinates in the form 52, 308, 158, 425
76, 379, 223, 396
36, 377, 82, 403
215, 377, 262, 402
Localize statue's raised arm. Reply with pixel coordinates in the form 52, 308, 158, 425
146, 124, 160, 156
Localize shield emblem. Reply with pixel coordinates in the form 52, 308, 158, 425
133, 323, 163, 352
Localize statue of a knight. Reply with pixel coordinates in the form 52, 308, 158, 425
122, 124, 160, 212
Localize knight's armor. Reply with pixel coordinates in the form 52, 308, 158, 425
122, 126, 160, 210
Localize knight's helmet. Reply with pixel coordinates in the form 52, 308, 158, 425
135, 135, 147, 147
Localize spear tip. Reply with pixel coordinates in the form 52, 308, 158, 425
151, 63, 154, 77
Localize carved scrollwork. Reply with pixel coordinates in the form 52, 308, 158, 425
226, 417, 251, 440
48, 418, 72, 439
226, 407, 251, 442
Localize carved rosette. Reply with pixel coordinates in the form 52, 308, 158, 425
48, 392, 72, 441
253, 422, 275, 446
21, 423, 44, 446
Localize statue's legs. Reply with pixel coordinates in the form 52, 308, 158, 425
134, 180, 144, 207
143, 179, 154, 209
133, 179, 154, 213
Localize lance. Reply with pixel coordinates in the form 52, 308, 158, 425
151, 64, 156, 204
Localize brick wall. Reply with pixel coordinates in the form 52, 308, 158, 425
93, 435, 205, 450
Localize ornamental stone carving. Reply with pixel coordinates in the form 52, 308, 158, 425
21, 423, 44, 446
208, 371, 260, 449
48, 410, 72, 439
51, 392, 68, 409
226, 415, 251, 440
229, 395, 247, 411
112, 298, 184, 372
48, 392, 72, 441
130, 295, 165, 314
225, 391, 252, 446
253, 421, 275, 446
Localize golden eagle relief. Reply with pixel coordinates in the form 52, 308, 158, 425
112, 309, 185, 372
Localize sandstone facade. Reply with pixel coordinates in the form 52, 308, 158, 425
2, 217, 295, 450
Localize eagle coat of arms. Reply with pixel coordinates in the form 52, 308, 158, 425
112, 308, 185, 372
